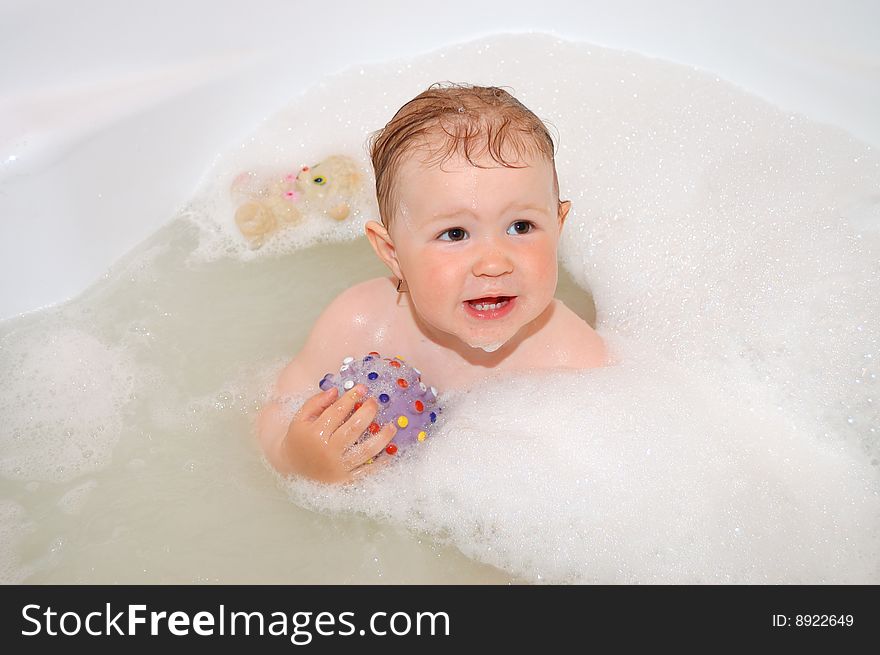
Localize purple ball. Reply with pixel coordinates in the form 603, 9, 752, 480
318, 352, 442, 450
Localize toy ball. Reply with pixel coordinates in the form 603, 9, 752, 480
319, 352, 442, 453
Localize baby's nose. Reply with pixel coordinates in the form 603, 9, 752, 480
473, 240, 514, 274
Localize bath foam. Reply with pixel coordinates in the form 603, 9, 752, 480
285, 334, 880, 583
0, 319, 138, 483
261, 32, 880, 582
553, 68, 880, 463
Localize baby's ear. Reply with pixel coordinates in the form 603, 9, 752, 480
364, 220, 403, 277
558, 200, 572, 228
364, 219, 389, 241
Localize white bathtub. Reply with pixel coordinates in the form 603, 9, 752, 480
1, 0, 878, 320
2, 0, 879, 587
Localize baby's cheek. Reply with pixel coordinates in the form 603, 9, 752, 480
417, 254, 456, 286
519, 246, 556, 283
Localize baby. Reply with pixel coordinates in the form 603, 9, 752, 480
257, 82, 607, 484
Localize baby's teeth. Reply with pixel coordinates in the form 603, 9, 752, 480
470, 300, 508, 311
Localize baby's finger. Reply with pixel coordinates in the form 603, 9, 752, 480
334, 396, 386, 452
341, 421, 399, 470
295, 386, 339, 422
349, 452, 394, 481
317, 384, 368, 437
328, 397, 379, 452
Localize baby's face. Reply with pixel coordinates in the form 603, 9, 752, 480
390, 148, 568, 353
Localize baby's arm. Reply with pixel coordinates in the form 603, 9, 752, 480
256, 286, 398, 483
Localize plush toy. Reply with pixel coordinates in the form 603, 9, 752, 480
230, 154, 364, 248
319, 352, 442, 456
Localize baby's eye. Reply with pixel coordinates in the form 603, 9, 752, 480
438, 227, 467, 242
507, 220, 535, 235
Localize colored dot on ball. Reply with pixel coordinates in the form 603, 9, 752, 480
379, 393, 390, 404
368, 372, 378, 380
354, 402, 362, 411
397, 378, 408, 389
343, 380, 354, 390
418, 431, 427, 442
389, 360, 401, 368
368, 422, 380, 434
385, 443, 398, 455
419, 382, 427, 393
397, 415, 408, 428
414, 400, 424, 412
369, 351, 380, 356
394, 355, 405, 361
342, 356, 354, 365
430, 412, 437, 423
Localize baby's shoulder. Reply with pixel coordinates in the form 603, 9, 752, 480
348, 275, 398, 300
275, 277, 395, 393
315, 277, 397, 352
543, 299, 608, 369
327, 276, 396, 322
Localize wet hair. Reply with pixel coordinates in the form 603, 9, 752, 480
366, 82, 560, 231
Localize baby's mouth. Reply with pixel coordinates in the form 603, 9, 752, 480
464, 296, 516, 317
465, 296, 513, 308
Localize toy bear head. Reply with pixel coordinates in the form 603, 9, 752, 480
296, 155, 364, 207
231, 154, 365, 248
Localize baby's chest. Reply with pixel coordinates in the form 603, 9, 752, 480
345, 295, 410, 361
354, 309, 461, 386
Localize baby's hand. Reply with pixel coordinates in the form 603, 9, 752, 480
281, 384, 398, 484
